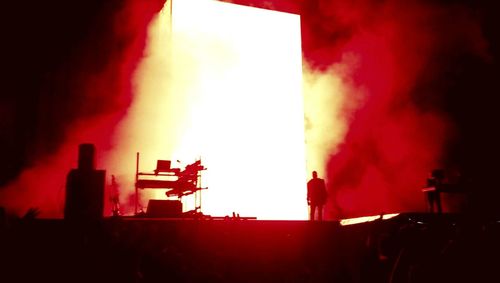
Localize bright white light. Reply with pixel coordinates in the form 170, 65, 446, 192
169, 0, 306, 219
340, 213, 400, 226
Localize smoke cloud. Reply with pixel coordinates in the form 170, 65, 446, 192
1, 0, 492, 219
230, 0, 490, 218
0, 0, 164, 217
311, 0, 488, 218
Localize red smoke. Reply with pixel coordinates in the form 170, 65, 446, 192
1, 0, 490, 219
230, 0, 489, 218
0, 0, 164, 217
319, 1, 488, 218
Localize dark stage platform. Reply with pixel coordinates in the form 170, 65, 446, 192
1, 214, 499, 283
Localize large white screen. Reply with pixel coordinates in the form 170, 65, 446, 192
166, 0, 306, 219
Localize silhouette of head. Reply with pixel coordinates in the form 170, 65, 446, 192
312, 171, 318, 179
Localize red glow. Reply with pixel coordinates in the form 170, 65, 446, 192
229, 0, 489, 219
0, 0, 164, 217
0, 0, 489, 220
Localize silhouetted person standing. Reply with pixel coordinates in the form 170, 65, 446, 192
426, 169, 445, 214
110, 175, 121, 216
307, 171, 327, 221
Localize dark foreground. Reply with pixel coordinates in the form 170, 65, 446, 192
1, 213, 499, 283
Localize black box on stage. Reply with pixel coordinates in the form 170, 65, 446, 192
147, 200, 182, 218
64, 169, 106, 220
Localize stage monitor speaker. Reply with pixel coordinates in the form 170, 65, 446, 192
147, 200, 182, 218
64, 169, 105, 220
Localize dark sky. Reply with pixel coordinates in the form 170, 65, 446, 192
434, 1, 500, 165
1, 1, 103, 184
1, 0, 163, 186
1, 0, 499, 216
427, 0, 500, 193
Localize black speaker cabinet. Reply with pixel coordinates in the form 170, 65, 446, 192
64, 169, 105, 220
78, 143, 96, 170
147, 200, 182, 218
